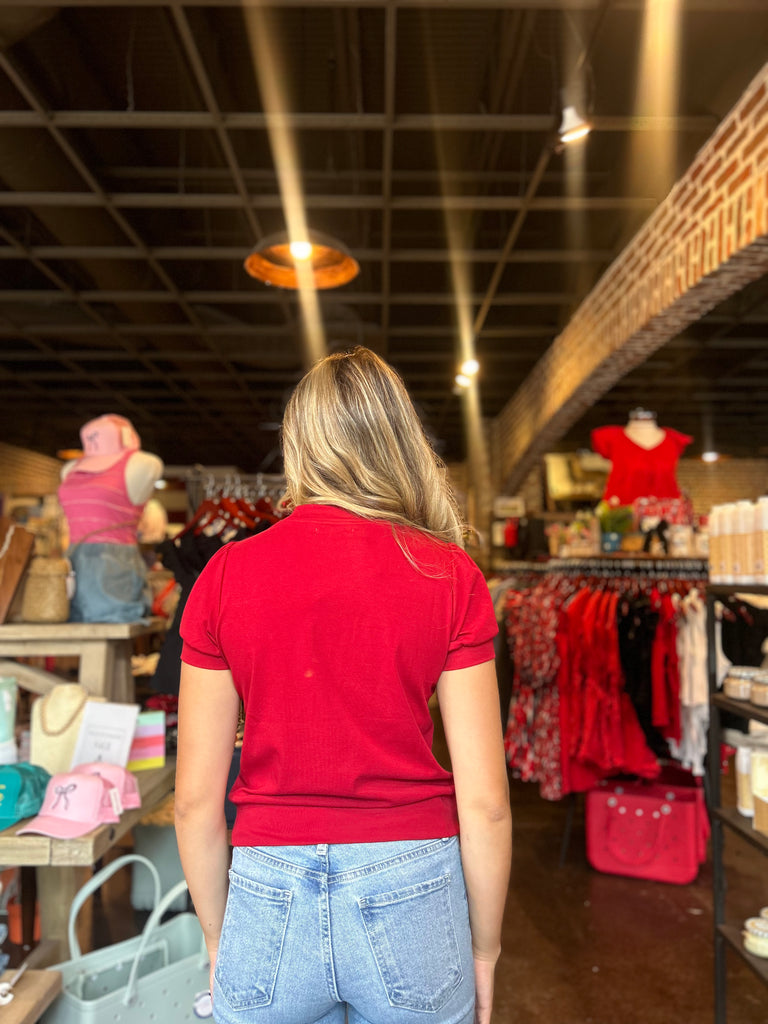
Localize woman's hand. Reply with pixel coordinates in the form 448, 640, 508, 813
473, 955, 497, 1024
207, 944, 218, 995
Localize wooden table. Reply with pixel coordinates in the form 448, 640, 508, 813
0, 620, 165, 702
0, 969, 61, 1024
0, 760, 176, 965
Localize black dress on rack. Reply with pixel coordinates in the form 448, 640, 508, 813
616, 597, 670, 760
151, 522, 271, 693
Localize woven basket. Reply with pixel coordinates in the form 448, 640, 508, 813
21, 557, 72, 623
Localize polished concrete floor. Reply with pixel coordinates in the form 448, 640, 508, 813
429, 705, 768, 1024
491, 774, 768, 1024
66, 729, 768, 1024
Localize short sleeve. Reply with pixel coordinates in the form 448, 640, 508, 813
591, 426, 618, 460
443, 549, 498, 672
666, 428, 693, 454
179, 545, 232, 670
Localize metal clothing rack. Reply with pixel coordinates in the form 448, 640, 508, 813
181, 466, 286, 519
498, 556, 709, 867
494, 556, 709, 580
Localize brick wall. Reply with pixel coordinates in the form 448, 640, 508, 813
678, 458, 768, 514
0, 441, 62, 503
494, 63, 768, 495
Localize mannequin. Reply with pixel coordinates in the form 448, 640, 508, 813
58, 414, 164, 623
622, 408, 666, 450
592, 409, 692, 505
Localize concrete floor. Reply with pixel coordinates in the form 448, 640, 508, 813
427, 702, 768, 1024
492, 775, 768, 1024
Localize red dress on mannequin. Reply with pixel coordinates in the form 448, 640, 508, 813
591, 426, 692, 504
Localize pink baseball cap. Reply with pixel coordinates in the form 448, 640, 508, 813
74, 762, 141, 811
16, 772, 120, 839
76, 414, 141, 473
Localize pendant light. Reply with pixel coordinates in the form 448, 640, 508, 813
244, 230, 359, 290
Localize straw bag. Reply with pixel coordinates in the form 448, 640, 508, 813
20, 557, 75, 623
40, 855, 210, 1024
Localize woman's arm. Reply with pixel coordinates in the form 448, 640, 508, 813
175, 662, 241, 981
436, 659, 512, 1024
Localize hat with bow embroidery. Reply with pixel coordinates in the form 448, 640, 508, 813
16, 771, 120, 839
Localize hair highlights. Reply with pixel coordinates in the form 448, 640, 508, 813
281, 347, 464, 547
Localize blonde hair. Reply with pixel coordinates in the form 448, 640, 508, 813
281, 347, 465, 547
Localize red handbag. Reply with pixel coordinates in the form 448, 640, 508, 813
585, 776, 709, 885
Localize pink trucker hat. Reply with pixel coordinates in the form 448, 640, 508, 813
74, 762, 141, 811
76, 414, 141, 473
16, 771, 120, 839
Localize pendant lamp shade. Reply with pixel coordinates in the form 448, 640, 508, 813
244, 231, 359, 289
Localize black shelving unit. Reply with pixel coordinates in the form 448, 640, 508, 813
706, 584, 768, 1024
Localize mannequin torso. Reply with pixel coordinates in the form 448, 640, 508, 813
57, 415, 164, 622
623, 419, 666, 450
61, 450, 164, 506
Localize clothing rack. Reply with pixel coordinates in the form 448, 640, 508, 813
183, 467, 286, 519
494, 556, 708, 579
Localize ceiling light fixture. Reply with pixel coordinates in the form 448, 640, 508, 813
459, 358, 480, 377
244, 231, 360, 290
701, 451, 720, 463
558, 104, 592, 145
454, 373, 472, 389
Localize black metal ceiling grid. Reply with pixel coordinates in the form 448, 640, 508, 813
0, 1, 766, 471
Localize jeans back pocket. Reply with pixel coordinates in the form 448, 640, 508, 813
358, 873, 462, 1013
215, 872, 293, 1010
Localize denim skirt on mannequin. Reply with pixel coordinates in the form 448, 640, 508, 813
212, 836, 475, 1024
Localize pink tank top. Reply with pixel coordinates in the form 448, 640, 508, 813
58, 451, 145, 546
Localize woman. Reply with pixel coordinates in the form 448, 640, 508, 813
175, 347, 511, 1024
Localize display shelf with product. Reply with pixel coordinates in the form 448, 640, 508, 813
706, 584, 768, 1023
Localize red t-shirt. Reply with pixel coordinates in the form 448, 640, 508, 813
591, 426, 692, 504
180, 504, 497, 845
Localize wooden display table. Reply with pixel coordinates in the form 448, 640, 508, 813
0, 760, 176, 965
0, 968, 61, 1024
0, 619, 165, 702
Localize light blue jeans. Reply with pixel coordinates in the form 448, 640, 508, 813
68, 542, 149, 623
212, 837, 475, 1024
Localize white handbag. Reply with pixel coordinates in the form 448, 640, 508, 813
40, 854, 210, 1024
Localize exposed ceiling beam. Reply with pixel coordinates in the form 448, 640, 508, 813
4, 0, 762, 9
0, 347, 545, 363
0, 110, 719, 131
0, 289, 578, 305
0, 323, 557, 338
0, 245, 617, 262
0, 191, 659, 211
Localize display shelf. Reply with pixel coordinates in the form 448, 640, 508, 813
708, 583, 768, 598
713, 806, 768, 855
718, 924, 768, 986
712, 692, 768, 728
707, 583, 768, 1024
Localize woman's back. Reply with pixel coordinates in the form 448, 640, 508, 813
181, 503, 496, 845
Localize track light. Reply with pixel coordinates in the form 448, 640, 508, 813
454, 373, 472, 389
459, 358, 480, 377
558, 105, 591, 145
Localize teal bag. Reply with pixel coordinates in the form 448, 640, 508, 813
40, 855, 210, 1024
